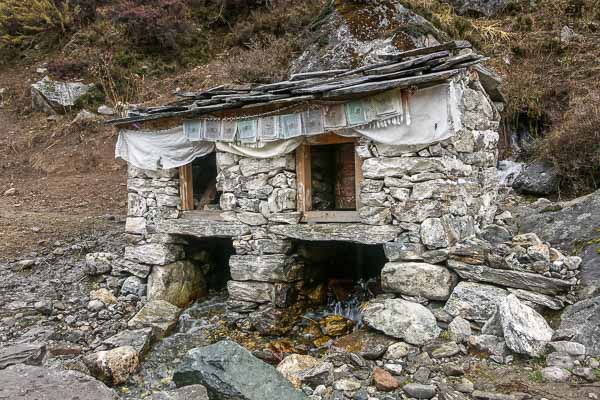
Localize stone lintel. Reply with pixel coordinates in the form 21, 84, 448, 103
269, 223, 401, 245
156, 215, 251, 239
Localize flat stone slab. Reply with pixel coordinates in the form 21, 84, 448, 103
0, 343, 46, 370
447, 260, 573, 295
230, 255, 303, 283
269, 223, 401, 245
158, 217, 251, 238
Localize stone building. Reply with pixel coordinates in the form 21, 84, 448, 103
110, 41, 505, 331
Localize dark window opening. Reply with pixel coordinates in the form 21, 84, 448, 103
310, 143, 356, 211
192, 153, 221, 210
296, 241, 386, 312
184, 236, 235, 291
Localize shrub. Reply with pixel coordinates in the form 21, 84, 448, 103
537, 97, 600, 194
48, 58, 90, 79
0, 0, 76, 47
113, 0, 194, 53
225, 35, 294, 83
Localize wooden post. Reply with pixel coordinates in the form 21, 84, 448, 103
179, 163, 194, 211
296, 144, 312, 213
354, 149, 363, 210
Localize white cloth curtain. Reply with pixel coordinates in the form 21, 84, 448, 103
116, 127, 215, 170
353, 83, 461, 146
215, 137, 303, 159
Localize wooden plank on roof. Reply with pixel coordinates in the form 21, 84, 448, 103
323, 69, 460, 97
290, 69, 349, 81
292, 76, 372, 94
430, 53, 482, 72
364, 51, 449, 75
379, 40, 472, 61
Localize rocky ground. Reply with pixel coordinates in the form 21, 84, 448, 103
1, 189, 600, 400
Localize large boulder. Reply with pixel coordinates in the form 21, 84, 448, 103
173, 340, 305, 400
496, 294, 553, 357
148, 261, 207, 308
0, 364, 118, 399
362, 298, 441, 345
381, 262, 458, 300
512, 161, 559, 196
558, 296, 600, 356
31, 76, 92, 114
444, 281, 508, 322
514, 189, 600, 298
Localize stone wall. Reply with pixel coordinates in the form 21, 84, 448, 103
118, 74, 521, 333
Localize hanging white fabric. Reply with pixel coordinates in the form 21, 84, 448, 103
116, 127, 215, 171
216, 137, 303, 159
352, 83, 460, 146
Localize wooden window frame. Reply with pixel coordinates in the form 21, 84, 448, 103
296, 133, 363, 223
178, 161, 222, 214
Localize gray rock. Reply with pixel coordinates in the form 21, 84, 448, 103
546, 352, 575, 369
507, 288, 564, 311
83, 346, 140, 386
559, 296, 600, 356
0, 364, 118, 399
103, 328, 153, 356
269, 223, 401, 245
0, 343, 46, 370
428, 341, 461, 358
127, 300, 181, 338
515, 189, 600, 298
467, 335, 509, 357
173, 340, 305, 400
541, 366, 571, 382
112, 259, 152, 279
444, 282, 508, 322
230, 255, 303, 283
85, 252, 115, 275
149, 385, 209, 400
448, 317, 472, 343
381, 262, 457, 301
420, 218, 449, 249
88, 300, 106, 312
572, 367, 597, 382
125, 244, 184, 266
513, 161, 559, 196
97, 105, 115, 115
31, 76, 91, 114
547, 341, 586, 358
448, 0, 508, 16
227, 281, 274, 303
447, 259, 572, 296
403, 383, 436, 399
363, 298, 440, 345
121, 276, 146, 297
497, 295, 553, 357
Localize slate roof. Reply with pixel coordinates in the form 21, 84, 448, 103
109, 40, 490, 126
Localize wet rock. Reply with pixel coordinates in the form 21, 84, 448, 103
320, 315, 354, 337
127, 300, 181, 338
541, 366, 571, 382
363, 298, 440, 345
173, 340, 305, 400
444, 282, 508, 322
277, 354, 322, 388
498, 295, 553, 357
512, 161, 559, 196
403, 383, 436, 399
84, 346, 140, 386
381, 262, 458, 301
332, 330, 395, 360
448, 316, 472, 343
149, 385, 209, 400
227, 280, 274, 303
372, 367, 399, 392
559, 296, 600, 356
0, 364, 118, 399
148, 261, 206, 308
0, 343, 46, 369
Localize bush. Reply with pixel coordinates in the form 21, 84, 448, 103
225, 35, 294, 83
113, 0, 194, 53
537, 98, 600, 193
48, 58, 90, 79
0, 0, 76, 47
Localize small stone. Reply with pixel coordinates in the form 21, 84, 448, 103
403, 383, 436, 399
90, 288, 117, 305
455, 378, 474, 393
372, 367, 399, 392
546, 352, 575, 369
429, 341, 460, 358
97, 105, 115, 115
83, 346, 140, 385
3, 188, 16, 196
413, 367, 431, 383
384, 342, 413, 360
87, 300, 105, 312
121, 276, 146, 297
383, 363, 403, 375
572, 367, 597, 382
334, 378, 361, 392
448, 316, 472, 343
